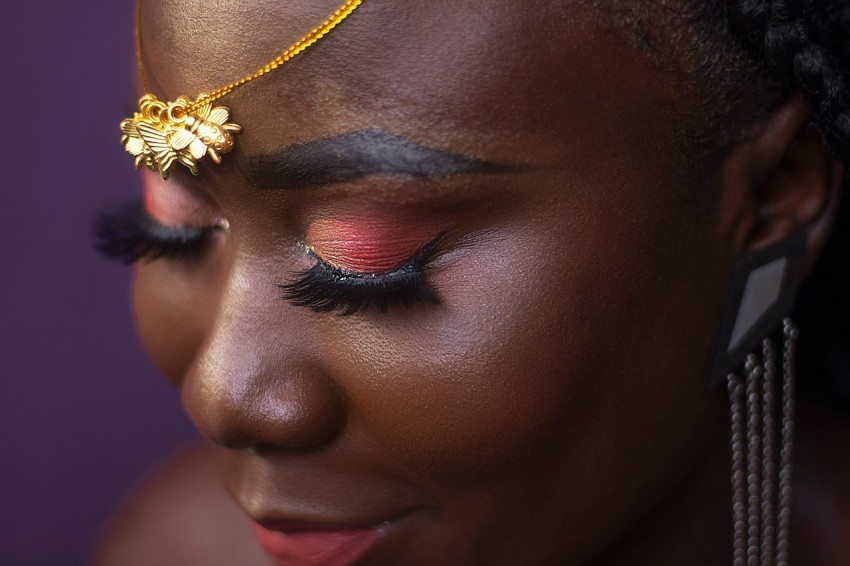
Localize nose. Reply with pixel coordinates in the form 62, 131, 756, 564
181, 259, 346, 451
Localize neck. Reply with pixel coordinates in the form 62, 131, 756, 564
591, 429, 734, 565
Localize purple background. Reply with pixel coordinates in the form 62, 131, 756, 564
1, 2, 198, 565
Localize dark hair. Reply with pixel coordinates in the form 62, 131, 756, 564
728, 1, 850, 164
595, 0, 850, 411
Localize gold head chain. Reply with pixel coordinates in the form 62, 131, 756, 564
120, 0, 364, 179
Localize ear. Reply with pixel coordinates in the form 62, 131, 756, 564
719, 95, 842, 276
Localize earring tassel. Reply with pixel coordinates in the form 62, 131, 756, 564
727, 318, 797, 566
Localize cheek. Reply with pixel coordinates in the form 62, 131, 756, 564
321, 230, 591, 483
318, 187, 724, 501
132, 261, 213, 384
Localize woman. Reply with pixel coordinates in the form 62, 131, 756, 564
95, 0, 850, 564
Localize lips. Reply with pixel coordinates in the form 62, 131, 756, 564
252, 522, 386, 566
224, 449, 434, 564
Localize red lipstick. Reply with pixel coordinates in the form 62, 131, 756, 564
252, 523, 385, 566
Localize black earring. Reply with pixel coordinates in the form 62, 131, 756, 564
710, 231, 806, 566
708, 231, 806, 389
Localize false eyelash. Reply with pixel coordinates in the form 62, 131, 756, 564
280, 235, 444, 316
94, 201, 215, 264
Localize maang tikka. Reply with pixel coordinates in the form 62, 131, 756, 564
120, 0, 364, 179
708, 232, 807, 566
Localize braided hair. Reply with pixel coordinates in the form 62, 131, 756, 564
593, 0, 850, 411
729, 1, 850, 165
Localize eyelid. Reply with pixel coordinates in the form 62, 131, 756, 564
304, 215, 445, 274
142, 168, 225, 229
281, 233, 445, 315
306, 229, 448, 276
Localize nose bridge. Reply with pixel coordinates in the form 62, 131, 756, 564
182, 253, 346, 450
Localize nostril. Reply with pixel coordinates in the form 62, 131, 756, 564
182, 364, 347, 451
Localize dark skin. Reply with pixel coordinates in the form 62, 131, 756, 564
96, 1, 850, 564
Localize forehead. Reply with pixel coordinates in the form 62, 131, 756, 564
141, 0, 680, 167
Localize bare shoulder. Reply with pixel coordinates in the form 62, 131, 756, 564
794, 402, 850, 565
92, 442, 274, 566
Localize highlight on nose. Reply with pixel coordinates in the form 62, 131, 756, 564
182, 352, 347, 451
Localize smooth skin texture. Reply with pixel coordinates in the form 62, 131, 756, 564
97, 1, 850, 564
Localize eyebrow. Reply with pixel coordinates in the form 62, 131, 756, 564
243, 128, 507, 190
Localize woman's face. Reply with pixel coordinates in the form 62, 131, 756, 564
135, 1, 736, 563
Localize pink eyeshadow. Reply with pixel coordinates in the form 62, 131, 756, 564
142, 169, 222, 228
306, 216, 438, 273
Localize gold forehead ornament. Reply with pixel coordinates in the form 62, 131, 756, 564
120, 0, 364, 179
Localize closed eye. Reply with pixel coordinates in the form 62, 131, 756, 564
94, 201, 219, 264
279, 234, 445, 315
